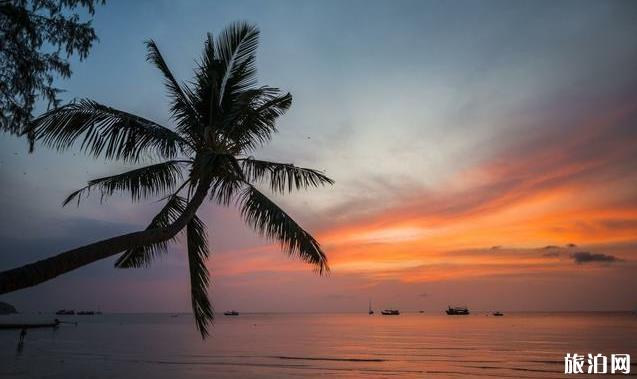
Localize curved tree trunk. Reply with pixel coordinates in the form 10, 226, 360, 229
0, 180, 212, 295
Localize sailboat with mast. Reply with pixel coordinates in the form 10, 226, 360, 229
368, 299, 374, 315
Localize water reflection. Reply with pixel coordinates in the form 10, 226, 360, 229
1, 312, 635, 378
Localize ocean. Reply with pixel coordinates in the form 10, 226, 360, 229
1, 312, 635, 378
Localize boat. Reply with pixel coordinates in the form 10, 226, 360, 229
368, 299, 374, 315
0, 319, 60, 329
55, 309, 75, 315
492, 311, 504, 316
446, 306, 470, 315
224, 310, 239, 316
381, 309, 400, 315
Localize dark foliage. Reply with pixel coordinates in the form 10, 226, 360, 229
0, 0, 104, 149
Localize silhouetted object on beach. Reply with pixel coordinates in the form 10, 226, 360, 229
446, 306, 470, 315
381, 309, 400, 315
224, 310, 239, 316
16, 328, 26, 354
0, 22, 333, 338
0, 0, 104, 148
0, 301, 17, 314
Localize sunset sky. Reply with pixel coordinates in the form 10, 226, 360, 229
1, 0, 636, 313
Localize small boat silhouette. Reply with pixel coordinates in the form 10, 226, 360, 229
381, 309, 400, 315
0, 319, 60, 329
224, 310, 239, 316
492, 311, 504, 316
368, 299, 374, 315
446, 306, 470, 315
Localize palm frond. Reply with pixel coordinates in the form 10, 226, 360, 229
63, 160, 188, 206
238, 184, 329, 274
145, 40, 200, 141
224, 89, 292, 152
210, 176, 244, 206
241, 158, 333, 194
216, 22, 259, 106
190, 33, 220, 140
186, 213, 213, 338
115, 195, 188, 268
28, 99, 191, 162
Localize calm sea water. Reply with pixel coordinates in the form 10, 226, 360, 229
1, 312, 635, 378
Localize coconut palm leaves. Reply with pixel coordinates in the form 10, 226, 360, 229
186, 214, 213, 336
30, 99, 191, 162
62, 160, 187, 206
241, 158, 334, 193
24, 22, 333, 338
239, 185, 329, 274
216, 23, 259, 105
145, 40, 199, 130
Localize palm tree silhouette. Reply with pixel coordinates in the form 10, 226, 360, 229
0, 22, 333, 337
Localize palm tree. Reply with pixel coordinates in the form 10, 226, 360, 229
0, 22, 333, 337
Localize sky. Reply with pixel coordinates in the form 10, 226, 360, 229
1, 0, 637, 313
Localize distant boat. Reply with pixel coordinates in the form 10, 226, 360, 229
419, 310, 425, 313
224, 310, 239, 316
368, 299, 374, 315
446, 306, 470, 315
492, 311, 504, 316
0, 319, 60, 330
381, 309, 400, 315
55, 309, 75, 315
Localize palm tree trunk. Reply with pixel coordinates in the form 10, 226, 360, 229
0, 180, 212, 295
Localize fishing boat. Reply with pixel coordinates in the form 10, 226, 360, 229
446, 306, 470, 315
224, 310, 239, 316
381, 309, 400, 315
55, 309, 75, 315
0, 319, 60, 329
492, 311, 504, 316
368, 299, 374, 315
